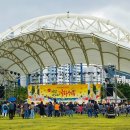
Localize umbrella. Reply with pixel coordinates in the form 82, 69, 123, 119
8, 97, 16, 102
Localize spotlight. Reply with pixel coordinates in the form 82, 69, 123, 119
37, 74, 40, 77
104, 68, 108, 73
88, 72, 91, 75
10, 71, 13, 74
14, 72, 17, 75
28, 74, 31, 76
97, 72, 100, 75
69, 73, 72, 75
73, 73, 76, 75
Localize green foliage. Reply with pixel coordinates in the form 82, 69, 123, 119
117, 83, 130, 100
14, 86, 27, 102
100, 83, 130, 100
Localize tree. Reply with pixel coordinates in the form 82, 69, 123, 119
101, 85, 106, 99
14, 86, 28, 102
117, 83, 130, 100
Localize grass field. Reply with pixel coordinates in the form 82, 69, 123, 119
0, 114, 130, 130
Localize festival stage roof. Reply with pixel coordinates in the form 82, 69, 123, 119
0, 13, 130, 80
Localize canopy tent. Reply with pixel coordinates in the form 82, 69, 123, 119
0, 13, 130, 81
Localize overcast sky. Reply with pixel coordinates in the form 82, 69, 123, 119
0, 0, 130, 33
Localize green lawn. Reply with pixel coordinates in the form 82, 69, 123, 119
0, 115, 130, 130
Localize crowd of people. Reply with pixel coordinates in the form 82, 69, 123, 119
0, 100, 130, 120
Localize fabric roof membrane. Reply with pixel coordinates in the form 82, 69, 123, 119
0, 13, 130, 77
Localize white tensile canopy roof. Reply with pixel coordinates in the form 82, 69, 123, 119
0, 13, 130, 80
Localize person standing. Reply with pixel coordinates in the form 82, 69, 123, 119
23, 102, 29, 119
30, 102, 35, 119
54, 102, 60, 117
20, 104, 24, 119
48, 102, 53, 117
0, 103, 2, 115
59, 102, 64, 116
115, 104, 120, 116
13, 102, 16, 117
93, 101, 99, 117
86, 100, 93, 117
2, 102, 8, 117
126, 104, 130, 117
38, 101, 45, 118
68, 102, 74, 117
8, 102, 14, 120
78, 104, 83, 115
102, 104, 106, 116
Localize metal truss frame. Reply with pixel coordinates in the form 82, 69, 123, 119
0, 13, 130, 76
0, 49, 28, 74
1, 13, 130, 45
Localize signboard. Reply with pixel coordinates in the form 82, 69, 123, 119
28, 84, 101, 102
39, 84, 88, 98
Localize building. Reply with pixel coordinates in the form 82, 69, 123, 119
41, 64, 105, 84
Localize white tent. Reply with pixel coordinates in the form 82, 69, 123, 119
0, 13, 130, 81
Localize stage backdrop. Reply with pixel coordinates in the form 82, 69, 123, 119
39, 84, 88, 98
28, 84, 101, 102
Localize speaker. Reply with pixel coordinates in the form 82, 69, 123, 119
0, 85, 4, 98
106, 84, 113, 96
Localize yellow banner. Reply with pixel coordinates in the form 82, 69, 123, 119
89, 84, 94, 99
28, 85, 32, 96
96, 84, 101, 100
39, 84, 88, 98
35, 85, 38, 95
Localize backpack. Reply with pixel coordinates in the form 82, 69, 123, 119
9, 103, 14, 110
4, 105, 8, 110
